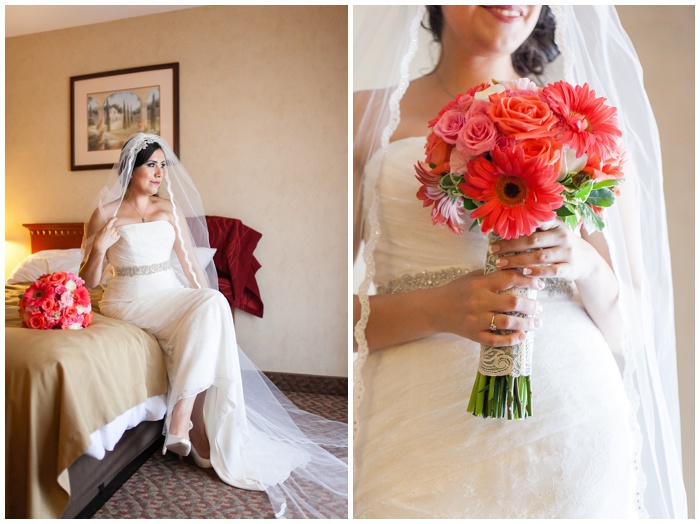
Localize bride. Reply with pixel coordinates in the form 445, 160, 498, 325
80, 133, 347, 518
353, 5, 686, 519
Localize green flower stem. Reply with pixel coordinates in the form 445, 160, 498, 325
467, 372, 532, 420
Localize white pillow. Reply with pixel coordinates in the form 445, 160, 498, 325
7, 248, 82, 284
171, 247, 217, 287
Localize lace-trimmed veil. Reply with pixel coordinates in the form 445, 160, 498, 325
80, 133, 217, 289
353, 6, 686, 518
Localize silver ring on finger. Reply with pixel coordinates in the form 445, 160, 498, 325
489, 314, 497, 332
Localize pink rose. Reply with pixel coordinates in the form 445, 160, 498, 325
454, 93, 474, 112
456, 114, 499, 157
467, 99, 490, 118
432, 109, 466, 145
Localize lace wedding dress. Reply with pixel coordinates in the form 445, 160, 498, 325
354, 137, 637, 519
99, 220, 347, 518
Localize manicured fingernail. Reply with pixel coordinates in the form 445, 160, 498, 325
536, 278, 545, 289
536, 303, 543, 313
534, 318, 542, 328
490, 244, 500, 254
518, 333, 526, 341
496, 258, 507, 267
522, 267, 532, 275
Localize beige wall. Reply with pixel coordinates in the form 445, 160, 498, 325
5, 6, 348, 377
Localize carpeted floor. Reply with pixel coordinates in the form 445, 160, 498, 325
85, 391, 347, 519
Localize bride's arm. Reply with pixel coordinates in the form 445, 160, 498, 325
79, 210, 118, 289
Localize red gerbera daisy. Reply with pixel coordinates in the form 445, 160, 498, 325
459, 147, 563, 239
541, 81, 622, 159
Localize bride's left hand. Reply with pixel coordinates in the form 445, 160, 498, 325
489, 220, 597, 282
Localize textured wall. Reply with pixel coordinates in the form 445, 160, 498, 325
5, 6, 348, 377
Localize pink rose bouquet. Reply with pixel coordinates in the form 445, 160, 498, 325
19, 272, 94, 330
415, 79, 625, 419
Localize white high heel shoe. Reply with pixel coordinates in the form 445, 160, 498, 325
190, 444, 212, 469
162, 421, 193, 457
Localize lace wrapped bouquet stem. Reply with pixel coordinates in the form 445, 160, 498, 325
467, 233, 535, 419
415, 78, 625, 419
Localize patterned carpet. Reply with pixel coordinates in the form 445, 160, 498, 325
87, 391, 347, 519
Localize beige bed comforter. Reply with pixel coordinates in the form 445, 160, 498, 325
5, 284, 168, 518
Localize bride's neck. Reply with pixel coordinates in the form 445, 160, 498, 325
124, 188, 150, 205
432, 51, 518, 96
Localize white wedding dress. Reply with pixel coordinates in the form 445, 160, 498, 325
354, 137, 637, 519
99, 220, 347, 518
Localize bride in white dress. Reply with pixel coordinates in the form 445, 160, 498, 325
353, 5, 686, 519
80, 133, 347, 518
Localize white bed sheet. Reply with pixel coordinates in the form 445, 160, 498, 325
84, 395, 167, 459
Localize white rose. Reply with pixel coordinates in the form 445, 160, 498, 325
474, 83, 505, 101
559, 148, 588, 181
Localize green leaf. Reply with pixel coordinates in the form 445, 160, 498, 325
587, 188, 615, 208
592, 178, 623, 190
463, 198, 478, 211
581, 204, 605, 232
574, 181, 593, 202
555, 205, 575, 217
563, 214, 579, 231
469, 219, 480, 232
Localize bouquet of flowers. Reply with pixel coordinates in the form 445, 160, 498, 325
415, 78, 625, 419
19, 272, 94, 330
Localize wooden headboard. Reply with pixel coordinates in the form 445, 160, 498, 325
22, 223, 84, 253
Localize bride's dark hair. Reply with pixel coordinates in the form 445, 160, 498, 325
423, 6, 560, 77
133, 141, 163, 169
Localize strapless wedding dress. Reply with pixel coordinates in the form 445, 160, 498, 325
100, 220, 347, 518
354, 137, 637, 518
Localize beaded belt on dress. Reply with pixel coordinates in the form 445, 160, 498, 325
376, 267, 574, 298
112, 260, 171, 277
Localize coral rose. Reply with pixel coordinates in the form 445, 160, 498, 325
519, 138, 562, 174
424, 132, 453, 174
488, 93, 557, 140
27, 314, 47, 330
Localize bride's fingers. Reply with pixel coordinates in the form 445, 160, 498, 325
491, 291, 541, 317
491, 228, 559, 256
486, 268, 545, 292
495, 244, 571, 270
487, 311, 542, 333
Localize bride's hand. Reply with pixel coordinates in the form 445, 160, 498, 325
430, 269, 544, 347
489, 220, 598, 281
93, 216, 120, 253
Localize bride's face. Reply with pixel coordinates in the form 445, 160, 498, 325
441, 5, 542, 58
130, 149, 165, 196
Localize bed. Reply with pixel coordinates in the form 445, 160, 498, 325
5, 219, 264, 518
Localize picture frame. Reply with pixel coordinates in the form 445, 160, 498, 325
70, 63, 179, 170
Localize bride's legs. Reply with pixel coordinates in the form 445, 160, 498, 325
190, 390, 210, 458
170, 395, 196, 436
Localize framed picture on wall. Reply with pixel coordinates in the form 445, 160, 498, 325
70, 63, 179, 170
